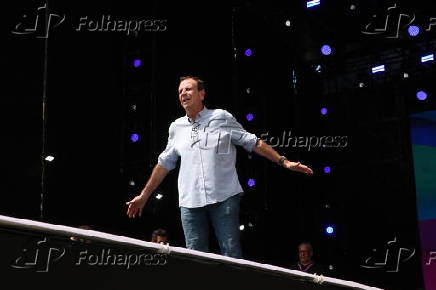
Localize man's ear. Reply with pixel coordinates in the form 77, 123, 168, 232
200, 90, 205, 101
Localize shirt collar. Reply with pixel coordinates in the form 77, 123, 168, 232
187, 106, 208, 124
298, 262, 314, 272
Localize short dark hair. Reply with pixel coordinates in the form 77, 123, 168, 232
78, 225, 92, 230
179, 76, 205, 91
298, 242, 313, 252
151, 228, 168, 242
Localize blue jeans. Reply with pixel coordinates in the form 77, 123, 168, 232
180, 194, 242, 258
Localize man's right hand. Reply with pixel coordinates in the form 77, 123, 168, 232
125, 164, 170, 218
126, 194, 148, 218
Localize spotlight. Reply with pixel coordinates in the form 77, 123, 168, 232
325, 225, 335, 235
129, 180, 135, 186
371, 65, 385, 73
416, 90, 427, 101
247, 179, 256, 187
350, 4, 357, 10
408, 25, 420, 37
246, 88, 251, 94
245, 48, 252, 57
421, 54, 434, 63
130, 133, 139, 142
156, 193, 163, 200
133, 59, 141, 68
315, 64, 322, 72
239, 225, 245, 231
403, 73, 409, 79
307, 0, 320, 8
292, 69, 297, 86
285, 20, 291, 27
320, 107, 328, 115
45, 156, 55, 162
246, 113, 254, 121
324, 166, 331, 173
321, 45, 332, 56
358, 82, 365, 88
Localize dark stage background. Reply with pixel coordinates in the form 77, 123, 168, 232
2, 0, 436, 289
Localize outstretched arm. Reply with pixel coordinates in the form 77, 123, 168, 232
252, 140, 313, 174
126, 164, 170, 218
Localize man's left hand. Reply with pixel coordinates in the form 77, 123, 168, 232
283, 161, 314, 175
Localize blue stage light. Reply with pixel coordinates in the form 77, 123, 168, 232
325, 226, 334, 235
321, 45, 332, 56
133, 59, 141, 68
307, 0, 320, 8
130, 133, 139, 142
408, 25, 420, 37
320, 107, 328, 115
416, 91, 427, 101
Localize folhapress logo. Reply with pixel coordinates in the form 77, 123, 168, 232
361, 3, 436, 38
12, 3, 167, 38
11, 237, 65, 272
11, 3, 65, 39
425, 251, 436, 266
361, 237, 415, 272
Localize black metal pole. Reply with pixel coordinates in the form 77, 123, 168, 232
40, 0, 50, 222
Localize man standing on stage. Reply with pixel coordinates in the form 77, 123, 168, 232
126, 76, 313, 258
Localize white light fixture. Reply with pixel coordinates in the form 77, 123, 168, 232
45, 156, 54, 162
371, 65, 385, 73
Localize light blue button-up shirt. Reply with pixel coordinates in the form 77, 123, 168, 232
158, 107, 258, 208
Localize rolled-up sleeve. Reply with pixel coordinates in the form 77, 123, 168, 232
158, 122, 179, 170
222, 110, 258, 152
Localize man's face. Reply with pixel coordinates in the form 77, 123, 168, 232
155, 236, 168, 244
298, 244, 313, 264
178, 79, 204, 110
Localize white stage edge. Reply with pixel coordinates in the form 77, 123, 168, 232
0, 214, 382, 290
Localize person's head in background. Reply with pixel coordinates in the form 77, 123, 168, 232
70, 225, 93, 243
298, 242, 314, 265
151, 228, 169, 244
